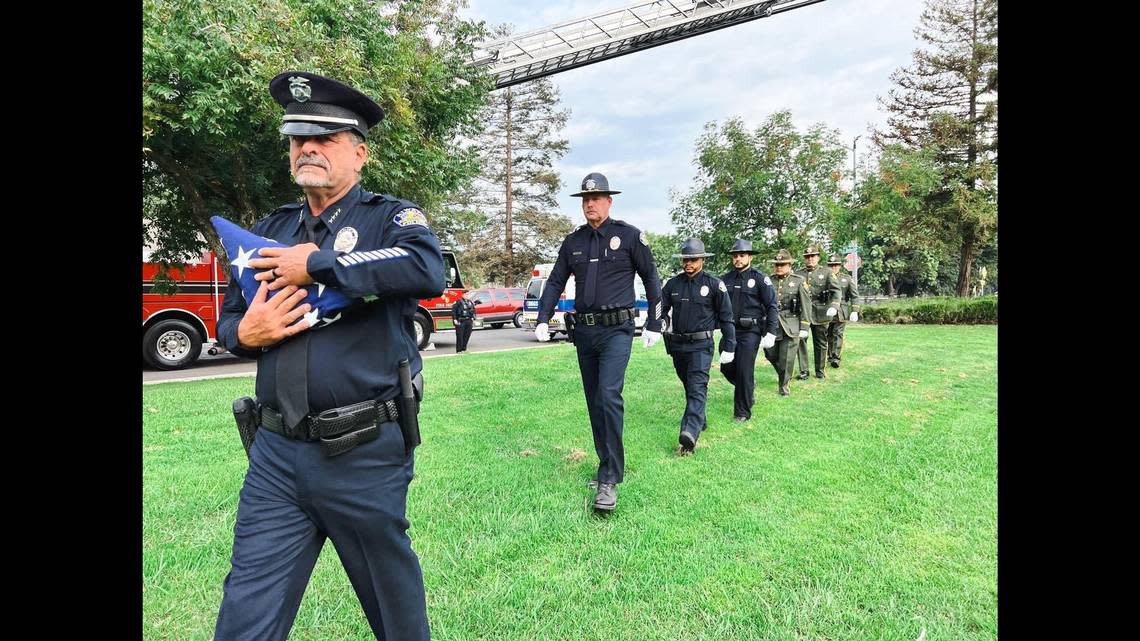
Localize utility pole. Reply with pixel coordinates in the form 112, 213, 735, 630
852, 134, 860, 187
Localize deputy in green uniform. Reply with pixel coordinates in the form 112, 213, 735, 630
826, 254, 859, 368
794, 244, 840, 379
764, 249, 813, 396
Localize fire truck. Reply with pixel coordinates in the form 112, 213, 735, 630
143, 250, 467, 370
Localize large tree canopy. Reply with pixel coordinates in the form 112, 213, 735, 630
143, 0, 492, 274
670, 110, 848, 269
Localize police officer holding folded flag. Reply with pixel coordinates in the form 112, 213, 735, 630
535, 172, 663, 512
719, 239, 779, 422
661, 238, 736, 453
213, 71, 437, 640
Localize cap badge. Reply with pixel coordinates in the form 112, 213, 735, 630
584, 178, 597, 190
289, 76, 312, 102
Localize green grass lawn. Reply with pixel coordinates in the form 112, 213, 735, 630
143, 324, 997, 640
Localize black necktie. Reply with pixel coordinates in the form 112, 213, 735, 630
579, 230, 600, 309
275, 215, 323, 432
732, 272, 744, 316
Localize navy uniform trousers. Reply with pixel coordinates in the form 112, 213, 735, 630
455, 319, 473, 352
214, 422, 429, 641
720, 329, 761, 419
670, 343, 714, 443
573, 319, 634, 485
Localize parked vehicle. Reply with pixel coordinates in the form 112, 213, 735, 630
520, 263, 648, 337
467, 287, 526, 329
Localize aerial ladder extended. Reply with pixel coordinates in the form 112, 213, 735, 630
470, 0, 830, 89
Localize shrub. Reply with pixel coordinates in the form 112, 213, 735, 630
860, 296, 997, 324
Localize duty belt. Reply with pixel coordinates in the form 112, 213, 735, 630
665, 330, 714, 342
735, 317, 758, 329
577, 307, 635, 326
261, 397, 400, 456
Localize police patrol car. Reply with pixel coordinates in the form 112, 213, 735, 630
521, 263, 648, 338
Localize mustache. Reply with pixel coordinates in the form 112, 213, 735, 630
295, 154, 329, 170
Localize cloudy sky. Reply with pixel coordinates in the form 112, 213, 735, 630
460, 0, 926, 235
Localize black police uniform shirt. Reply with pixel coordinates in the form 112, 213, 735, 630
721, 266, 779, 337
451, 298, 474, 321
217, 183, 444, 413
536, 216, 663, 332
660, 270, 736, 353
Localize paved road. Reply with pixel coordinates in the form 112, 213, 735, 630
143, 325, 569, 384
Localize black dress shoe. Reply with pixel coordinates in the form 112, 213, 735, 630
679, 431, 696, 452
594, 483, 617, 511
796, 373, 809, 381
779, 385, 790, 396
733, 415, 748, 423
829, 360, 839, 368
815, 372, 825, 379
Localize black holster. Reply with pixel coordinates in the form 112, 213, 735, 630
397, 359, 423, 456
232, 396, 259, 458
564, 312, 576, 343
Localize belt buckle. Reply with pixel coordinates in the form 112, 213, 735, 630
584, 313, 596, 326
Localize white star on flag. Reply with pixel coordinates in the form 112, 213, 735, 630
303, 307, 321, 327
230, 246, 256, 278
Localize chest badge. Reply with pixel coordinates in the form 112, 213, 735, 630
817, 274, 824, 280
747, 278, 756, 288
700, 285, 710, 297
610, 236, 621, 250
334, 226, 359, 252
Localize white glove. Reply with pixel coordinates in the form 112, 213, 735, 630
642, 329, 661, 348
850, 312, 858, 322
535, 323, 550, 342
760, 333, 776, 349
798, 329, 809, 339
719, 351, 735, 365
826, 306, 838, 318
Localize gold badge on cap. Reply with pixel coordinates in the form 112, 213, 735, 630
289, 76, 312, 102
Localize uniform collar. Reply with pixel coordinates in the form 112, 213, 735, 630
584, 216, 613, 236
294, 183, 364, 237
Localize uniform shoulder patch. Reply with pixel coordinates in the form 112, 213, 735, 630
718, 280, 727, 293
640, 231, 649, 246
764, 276, 772, 286
393, 207, 429, 228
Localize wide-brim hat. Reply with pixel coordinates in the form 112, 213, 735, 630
729, 239, 755, 254
270, 71, 385, 139
673, 237, 714, 259
827, 254, 843, 265
802, 244, 821, 257
771, 248, 794, 264
571, 172, 621, 197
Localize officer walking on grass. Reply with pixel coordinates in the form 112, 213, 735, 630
719, 239, 779, 422
660, 238, 736, 453
794, 244, 841, 380
213, 72, 437, 640
765, 249, 813, 396
534, 172, 664, 512
826, 254, 859, 368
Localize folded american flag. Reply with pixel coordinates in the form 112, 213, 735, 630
210, 215, 359, 328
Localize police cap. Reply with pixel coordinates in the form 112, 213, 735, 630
771, 249, 794, 264
803, 244, 821, 257
673, 237, 715, 259
269, 71, 385, 139
729, 239, 755, 254
571, 172, 621, 197
827, 254, 843, 265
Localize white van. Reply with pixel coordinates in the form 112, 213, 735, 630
521, 263, 647, 337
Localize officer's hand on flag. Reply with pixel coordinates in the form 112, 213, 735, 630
252, 244, 319, 290
642, 329, 661, 348
850, 312, 858, 322
236, 282, 313, 348
826, 306, 838, 318
798, 329, 809, 339
760, 333, 776, 349
718, 351, 735, 365
535, 323, 551, 342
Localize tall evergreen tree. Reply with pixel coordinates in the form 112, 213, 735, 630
874, 0, 997, 295
447, 33, 574, 286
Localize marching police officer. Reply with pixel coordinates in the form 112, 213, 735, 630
719, 239, 779, 422
535, 172, 664, 512
826, 254, 859, 368
213, 72, 438, 640
451, 292, 476, 353
765, 249, 813, 396
661, 238, 736, 453
794, 244, 841, 380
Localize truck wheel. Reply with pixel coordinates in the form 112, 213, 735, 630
143, 319, 202, 370
513, 310, 524, 328
414, 312, 432, 350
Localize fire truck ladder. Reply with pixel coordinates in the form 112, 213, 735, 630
470, 0, 830, 89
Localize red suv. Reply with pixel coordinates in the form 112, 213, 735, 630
468, 287, 526, 329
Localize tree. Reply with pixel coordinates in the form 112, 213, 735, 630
874, 0, 997, 295
445, 31, 574, 287
670, 111, 849, 265
143, 0, 492, 286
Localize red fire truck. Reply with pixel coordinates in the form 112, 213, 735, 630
143, 249, 468, 370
